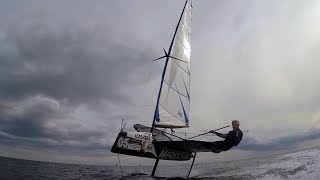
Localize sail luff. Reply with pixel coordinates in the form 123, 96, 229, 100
151, 0, 190, 130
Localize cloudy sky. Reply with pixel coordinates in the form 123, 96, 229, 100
1, 0, 320, 166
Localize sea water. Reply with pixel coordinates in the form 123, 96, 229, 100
1, 148, 320, 180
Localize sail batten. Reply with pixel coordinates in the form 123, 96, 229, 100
153, 0, 192, 129
180, 69, 190, 100
172, 58, 191, 75
159, 104, 188, 124
163, 80, 189, 100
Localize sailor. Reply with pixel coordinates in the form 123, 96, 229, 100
209, 120, 243, 153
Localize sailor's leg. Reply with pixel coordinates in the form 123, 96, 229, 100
151, 158, 159, 177
187, 152, 197, 178
207, 141, 223, 153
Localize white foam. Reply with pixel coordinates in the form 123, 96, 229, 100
255, 148, 320, 180
189, 148, 320, 179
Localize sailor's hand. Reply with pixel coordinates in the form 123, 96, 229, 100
210, 131, 220, 136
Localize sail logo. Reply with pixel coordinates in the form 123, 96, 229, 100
159, 149, 180, 159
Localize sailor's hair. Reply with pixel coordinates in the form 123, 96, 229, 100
232, 120, 240, 125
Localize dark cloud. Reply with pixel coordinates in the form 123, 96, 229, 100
0, 11, 160, 159
0, 132, 109, 152
238, 129, 320, 151
0, 96, 60, 138
0, 95, 108, 150
0, 15, 156, 105
0, 2, 183, 163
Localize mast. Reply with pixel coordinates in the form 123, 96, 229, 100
151, 0, 189, 131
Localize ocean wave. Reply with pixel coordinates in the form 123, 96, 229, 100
1, 148, 320, 180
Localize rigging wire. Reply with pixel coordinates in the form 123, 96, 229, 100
187, 125, 230, 140
173, 131, 213, 135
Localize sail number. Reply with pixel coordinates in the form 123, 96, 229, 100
117, 137, 129, 149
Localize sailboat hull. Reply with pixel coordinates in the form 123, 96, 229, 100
111, 131, 193, 161
111, 131, 157, 159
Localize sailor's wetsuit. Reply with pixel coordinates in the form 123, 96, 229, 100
211, 129, 243, 152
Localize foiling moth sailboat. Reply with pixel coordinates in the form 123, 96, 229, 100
111, 0, 225, 177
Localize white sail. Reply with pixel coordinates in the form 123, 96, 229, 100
154, 0, 192, 128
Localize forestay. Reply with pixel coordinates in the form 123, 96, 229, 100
154, 0, 192, 128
